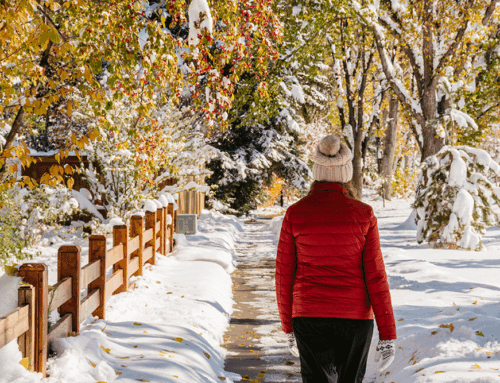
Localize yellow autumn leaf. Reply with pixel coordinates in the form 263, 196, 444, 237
398, 318, 404, 322
67, 177, 74, 190
4, 265, 18, 276
472, 300, 477, 304
204, 352, 211, 359
133, 322, 142, 326
439, 323, 454, 333
476, 331, 485, 337
116, 356, 129, 359
416, 368, 424, 372
435, 371, 445, 373
19, 358, 29, 370
89, 361, 96, 367
473, 364, 481, 369
67, 100, 73, 116
218, 378, 227, 381
469, 317, 478, 321
174, 337, 183, 343
115, 371, 122, 375
100, 345, 110, 354
136, 380, 150, 382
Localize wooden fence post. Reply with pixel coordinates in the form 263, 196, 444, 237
161, 206, 167, 255
130, 215, 144, 277
113, 225, 129, 293
18, 284, 35, 372
58, 246, 81, 334
173, 194, 178, 233
89, 235, 106, 319
145, 211, 156, 265
18, 263, 48, 376
167, 203, 174, 252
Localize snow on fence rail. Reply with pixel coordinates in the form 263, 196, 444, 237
0, 203, 177, 377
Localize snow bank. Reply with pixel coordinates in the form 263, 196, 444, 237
3, 210, 243, 383
262, 216, 284, 245
396, 210, 418, 230
171, 211, 244, 273
49, 255, 235, 382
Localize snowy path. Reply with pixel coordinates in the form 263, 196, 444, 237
224, 219, 301, 382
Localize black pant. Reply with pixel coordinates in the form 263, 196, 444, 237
292, 317, 374, 383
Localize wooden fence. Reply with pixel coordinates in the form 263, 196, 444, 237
0, 204, 177, 377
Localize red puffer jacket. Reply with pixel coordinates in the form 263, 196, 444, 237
275, 182, 396, 340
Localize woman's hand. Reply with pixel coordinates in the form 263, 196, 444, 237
375, 340, 395, 371
287, 333, 300, 357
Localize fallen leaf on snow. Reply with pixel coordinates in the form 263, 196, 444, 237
174, 337, 183, 343
100, 346, 110, 354
19, 358, 29, 370
204, 352, 211, 359
439, 323, 454, 333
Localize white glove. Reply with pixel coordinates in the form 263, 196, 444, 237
374, 340, 395, 372
287, 332, 300, 357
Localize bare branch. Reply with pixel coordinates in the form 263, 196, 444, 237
377, 16, 424, 98
372, 26, 425, 127
482, 0, 500, 25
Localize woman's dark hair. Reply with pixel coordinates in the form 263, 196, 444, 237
308, 180, 358, 200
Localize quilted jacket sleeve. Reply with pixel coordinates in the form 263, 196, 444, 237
363, 210, 397, 340
275, 211, 296, 334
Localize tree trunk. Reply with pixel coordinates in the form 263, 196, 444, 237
352, 129, 364, 201
380, 95, 398, 200
0, 106, 25, 176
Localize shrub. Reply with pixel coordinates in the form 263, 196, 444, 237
414, 146, 500, 250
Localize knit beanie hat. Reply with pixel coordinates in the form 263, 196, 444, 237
312, 135, 353, 183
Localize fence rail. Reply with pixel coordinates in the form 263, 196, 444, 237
1, 204, 177, 377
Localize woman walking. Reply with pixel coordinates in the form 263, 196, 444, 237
275, 135, 397, 383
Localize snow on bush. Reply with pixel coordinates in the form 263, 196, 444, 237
0, 185, 81, 265
188, 0, 213, 46
414, 146, 500, 250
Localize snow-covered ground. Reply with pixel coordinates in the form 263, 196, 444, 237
0, 211, 243, 383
